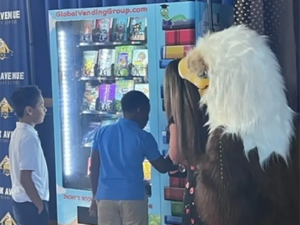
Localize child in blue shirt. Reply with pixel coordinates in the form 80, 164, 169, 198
89, 90, 175, 225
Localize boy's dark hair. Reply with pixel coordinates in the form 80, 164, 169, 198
10, 85, 42, 117
121, 90, 149, 112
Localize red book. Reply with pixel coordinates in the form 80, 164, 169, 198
164, 187, 184, 201
165, 29, 195, 46
169, 177, 187, 188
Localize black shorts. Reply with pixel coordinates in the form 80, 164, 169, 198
12, 200, 49, 225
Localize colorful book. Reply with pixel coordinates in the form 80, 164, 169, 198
161, 45, 193, 59
81, 20, 95, 43
129, 17, 147, 41
164, 187, 184, 201
143, 160, 151, 181
164, 215, 182, 225
97, 49, 115, 76
114, 46, 135, 76
131, 49, 148, 76
171, 202, 184, 217
94, 18, 112, 42
82, 82, 99, 111
165, 29, 195, 45
98, 84, 116, 112
83, 51, 98, 77
115, 80, 135, 111
112, 18, 128, 42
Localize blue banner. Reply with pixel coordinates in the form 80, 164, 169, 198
0, 0, 30, 223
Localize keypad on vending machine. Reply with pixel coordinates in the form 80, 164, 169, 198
161, 84, 170, 144
160, 84, 165, 111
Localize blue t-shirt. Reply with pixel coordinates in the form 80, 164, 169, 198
92, 118, 161, 200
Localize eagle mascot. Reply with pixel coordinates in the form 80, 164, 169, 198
177, 25, 299, 225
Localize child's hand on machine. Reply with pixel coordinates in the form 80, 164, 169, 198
178, 164, 186, 173
169, 164, 186, 173
168, 163, 187, 177
169, 170, 179, 175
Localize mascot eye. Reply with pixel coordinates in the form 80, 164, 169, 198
198, 70, 208, 78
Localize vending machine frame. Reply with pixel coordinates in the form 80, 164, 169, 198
49, 5, 162, 225
49, 2, 233, 225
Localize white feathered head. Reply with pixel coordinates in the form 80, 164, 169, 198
178, 25, 294, 166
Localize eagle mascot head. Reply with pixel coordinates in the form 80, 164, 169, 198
178, 25, 295, 166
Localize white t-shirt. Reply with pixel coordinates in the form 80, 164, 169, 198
9, 122, 49, 202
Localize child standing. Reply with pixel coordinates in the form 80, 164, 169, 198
9, 85, 49, 225
89, 90, 176, 225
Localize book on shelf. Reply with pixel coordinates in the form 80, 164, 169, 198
165, 29, 195, 45
129, 17, 147, 41
131, 49, 148, 76
80, 20, 95, 43
97, 49, 115, 76
82, 82, 99, 111
161, 45, 193, 59
83, 51, 98, 77
93, 18, 112, 43
98, 83, 116, 112
114, 46, 135, 76
112, 18, 128, 42
115, 80, 135, 111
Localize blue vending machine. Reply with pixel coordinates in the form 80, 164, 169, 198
48, 2, 233, 225
49, 5, 162, 225
156, 1, 233, 225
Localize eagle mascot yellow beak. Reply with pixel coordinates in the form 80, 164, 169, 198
178, 56, 209, 96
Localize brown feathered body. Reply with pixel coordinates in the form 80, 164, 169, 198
192, 121, 299, 225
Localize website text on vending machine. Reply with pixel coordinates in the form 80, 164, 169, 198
56, 7, 148, 17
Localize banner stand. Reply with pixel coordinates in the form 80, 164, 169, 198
0, 0, 31, 223
26, 0, 35, 84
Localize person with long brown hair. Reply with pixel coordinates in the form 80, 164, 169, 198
164, 59, 208, 225
176, 25, 299, 225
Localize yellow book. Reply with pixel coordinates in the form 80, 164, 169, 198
162, 45, 193, 59
143, 160, 151, 181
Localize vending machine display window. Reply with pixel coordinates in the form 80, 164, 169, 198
55, 18, 152, 194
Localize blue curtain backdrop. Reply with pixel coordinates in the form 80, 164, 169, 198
0, 0, 30, 223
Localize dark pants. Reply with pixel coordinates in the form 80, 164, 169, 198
12, 200, 49, 225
